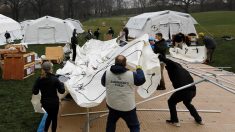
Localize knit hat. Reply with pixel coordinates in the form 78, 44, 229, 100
198, 32, 205, 37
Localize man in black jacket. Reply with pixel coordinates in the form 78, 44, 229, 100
33, 61, 65, 132
154, 33, 167, 90
158, 56, 204, 127
71, 32, 78, 61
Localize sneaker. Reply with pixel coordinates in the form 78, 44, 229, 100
166, 120, 180, 127
196, 120, 205, 125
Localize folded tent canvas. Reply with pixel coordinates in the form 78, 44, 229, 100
126, 10, 198, 40
0, 14, 22, 45
30, 34, 161, 111
23, 16, 80, 44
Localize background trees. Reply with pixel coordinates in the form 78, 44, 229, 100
0, 0, 234, 21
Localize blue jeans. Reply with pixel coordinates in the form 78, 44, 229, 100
106, 105, 140, 132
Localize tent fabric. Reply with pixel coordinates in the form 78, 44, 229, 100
23, 16, 83, 44
65, 18, 84, 33
169, 44, 207, 63
0, 14, 22, 45
126, 10, 198, 40
53, 34, 161, 108
20, 20, 34, 35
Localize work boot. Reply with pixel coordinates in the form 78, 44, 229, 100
166, 120, 180, 127
196, 120, 205, 125
157, 81, 166, 90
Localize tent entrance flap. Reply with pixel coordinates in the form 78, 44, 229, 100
169, 23, 181, 39
38, 27, 55, 44
159, 24, 170, 40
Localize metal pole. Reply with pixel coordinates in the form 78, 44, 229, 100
61, 110, 108, 117
136, 79, 206, 106
137, 108, 221, 113
96, 79, 206, 119
188, 70, 235, 94
86, 108, 90, 132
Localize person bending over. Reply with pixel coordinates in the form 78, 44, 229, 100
158, 55, 204, 127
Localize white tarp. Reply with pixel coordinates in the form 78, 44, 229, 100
126, 10, 198, 40
0, 14, 22, 45
23, 16, 83, 44
169, 44, 207, 63
55, 34, 161, 108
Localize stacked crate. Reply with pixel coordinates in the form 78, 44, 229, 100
2, 52, 35, 80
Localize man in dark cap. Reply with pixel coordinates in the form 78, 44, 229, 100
101, 55, 146, 132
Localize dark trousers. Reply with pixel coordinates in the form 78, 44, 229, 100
43, 104, 59, 132
106, 106, 140, 132
206, 48, 215, 63
168, 90, 202, 122
72, 44, 77, 61
157, 63, 166, 90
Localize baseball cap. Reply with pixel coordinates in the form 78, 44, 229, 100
42, 61, 53, 71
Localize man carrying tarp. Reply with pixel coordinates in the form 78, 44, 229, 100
101, 55, 146, 132
153, 33, 167, 90
198, 32, 216, 64
158, 55, 204, 127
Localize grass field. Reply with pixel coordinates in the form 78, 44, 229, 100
0, 11, 234, 131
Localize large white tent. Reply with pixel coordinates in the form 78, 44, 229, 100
65, 18, 84, 33
126, 10, 198, 40
0, 14, 22, 45
23, 16, 82, 44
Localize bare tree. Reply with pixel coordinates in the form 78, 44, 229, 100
198, 0, 206, 12
5, 0, 27, 21
226, 0, 234, 10
171, 0, 197, 12
138, 0, 149, 12
29, 0, 47, 17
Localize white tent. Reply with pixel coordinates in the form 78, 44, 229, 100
65, 18, 84, 33
0, 14, 22, 45
20, 20, 34, 35
23, 16, 80, 44
126, 10, 198, 40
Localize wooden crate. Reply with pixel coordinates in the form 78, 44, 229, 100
2, 52, 35, 80
44, 46, 64, 64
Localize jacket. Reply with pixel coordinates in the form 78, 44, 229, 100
32, 73, 65, 107
153, 39, 167, 57
160, 58, 196, 91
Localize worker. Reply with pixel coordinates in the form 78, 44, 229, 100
32, 61, 65, 132
154, 33, 167, 90
4, 31, 11, 44
101, 55, 146, 132
198, 32, 216, 64
71, 31, 78, 62
94, 28, 101, 40
158, 55, 204, 127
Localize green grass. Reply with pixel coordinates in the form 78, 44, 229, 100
0, 44, 63, 131
0, 11, 235, 131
